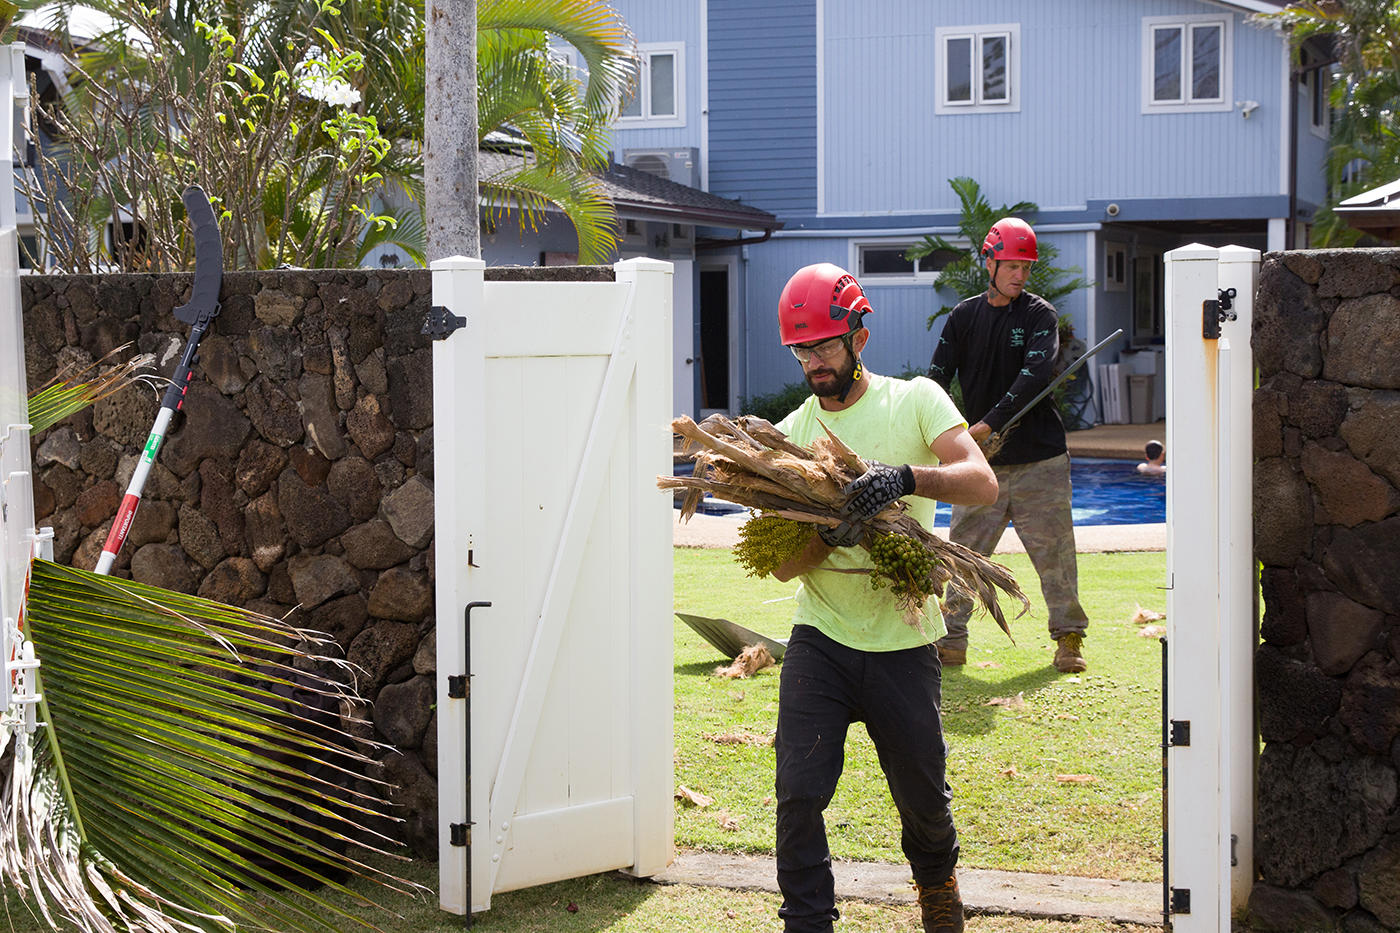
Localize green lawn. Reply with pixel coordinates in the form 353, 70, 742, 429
0, 546, 1167, 933
672, 547, 1168, 882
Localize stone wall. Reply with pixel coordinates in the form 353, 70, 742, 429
21, 265, 612, 858
1251, 249, 1400, 930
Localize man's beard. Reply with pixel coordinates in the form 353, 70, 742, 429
805, 353, 858, 399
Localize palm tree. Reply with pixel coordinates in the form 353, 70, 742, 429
1253, 1, 1400, 246
905, 177, 1091, 330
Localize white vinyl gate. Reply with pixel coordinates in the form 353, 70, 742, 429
1163, 244, 1260, 931
431, 257, 675, 916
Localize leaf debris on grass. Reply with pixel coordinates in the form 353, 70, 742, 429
984, 692, 1026, 708
1131, 605, 1166, 625
676, 786, 715, 809
704, 731, 775, 747
714, 643, 775, 679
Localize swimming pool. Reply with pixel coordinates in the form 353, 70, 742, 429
674, 456, 1165, 527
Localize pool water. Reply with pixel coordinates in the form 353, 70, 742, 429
674, 456, 1165, 527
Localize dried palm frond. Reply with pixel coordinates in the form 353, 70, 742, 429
660, 414, 1029, 638
26, 343, 158, 433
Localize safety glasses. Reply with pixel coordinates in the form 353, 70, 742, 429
789, 336, 849, 364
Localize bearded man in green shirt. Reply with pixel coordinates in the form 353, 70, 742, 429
767, 263, 997, 933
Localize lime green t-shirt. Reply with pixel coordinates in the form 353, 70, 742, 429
775, 373, 966, 651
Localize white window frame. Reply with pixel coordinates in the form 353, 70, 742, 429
934, 24, 1021, 115
616, 42, 685, 129
1104, 241, 1129, 293
1299, 60, 1330, 139
1141, 14, 1233, 114
850, 238, 964, 285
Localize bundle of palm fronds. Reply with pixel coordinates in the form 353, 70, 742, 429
660, 414, 1029, 638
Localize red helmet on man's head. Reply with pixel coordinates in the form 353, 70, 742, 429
981, 218, 1038, 262
778, 262, 872, 346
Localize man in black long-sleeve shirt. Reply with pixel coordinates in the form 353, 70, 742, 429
927, 218, 1089, 674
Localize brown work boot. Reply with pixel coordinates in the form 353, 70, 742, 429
1053, 633, 1088, 673
936, 643, 966, 666
914, 872, 964, 933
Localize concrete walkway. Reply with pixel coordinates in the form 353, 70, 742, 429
653, 850, 1162, 926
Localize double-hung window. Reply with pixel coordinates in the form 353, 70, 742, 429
935, 24, 1020, 115
1142, 14, 1232, 113
617, 43, 685, 128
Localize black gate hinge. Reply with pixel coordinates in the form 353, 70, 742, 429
1202, 287, 1237, 339
1170, 887, 1191, 914
448, 674, 469, 699
423, 304, 466, 340
450, 822, 472, 846
1169, 720, 1191, 747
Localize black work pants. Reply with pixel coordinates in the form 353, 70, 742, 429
774, 624, 959, 933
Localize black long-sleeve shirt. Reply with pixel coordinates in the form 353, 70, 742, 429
927, 291, 1066, 466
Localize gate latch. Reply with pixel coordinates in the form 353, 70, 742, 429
1169, 720, 1191, 747
1202, 287, 1237, 339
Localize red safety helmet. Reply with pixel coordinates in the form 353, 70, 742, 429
981, 218, 1038, 262
778, 262, 872, 346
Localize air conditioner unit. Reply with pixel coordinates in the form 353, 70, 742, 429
622, 147, 700, 188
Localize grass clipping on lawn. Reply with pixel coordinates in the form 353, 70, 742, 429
660, 414, 1029, 639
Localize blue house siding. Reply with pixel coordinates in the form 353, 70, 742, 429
821, 0, 1291, 217
741, 230, 1089, 400
707, 0, 818, 218
599, 3, 704, 154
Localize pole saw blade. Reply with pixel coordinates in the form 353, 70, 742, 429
173, 185, 223, 327
95, 186, 224, 575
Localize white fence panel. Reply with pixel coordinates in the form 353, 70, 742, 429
0, 42, 40, 727
434, 258, 675, 916
1163, 243, 1260, 931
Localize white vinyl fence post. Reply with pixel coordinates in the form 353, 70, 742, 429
0, 40, 39, 730
1216, 245, 1260, 914
1164, 243, 1225, 932
431, 255, 487, 917
612, 258, 675, 878
1164, 242, 1259, 931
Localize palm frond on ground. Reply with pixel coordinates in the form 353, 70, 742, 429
6, 559, 422, 933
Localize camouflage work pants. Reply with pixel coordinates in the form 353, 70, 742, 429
938, 453, 1089, 649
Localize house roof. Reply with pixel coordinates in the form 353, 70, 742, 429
478, 148, 781, 232
1335, 179, 1400, 243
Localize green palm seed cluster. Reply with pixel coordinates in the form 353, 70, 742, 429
734, 515, 814, 578
868, 532, 938, 606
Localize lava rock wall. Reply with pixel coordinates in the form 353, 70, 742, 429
1252, 249, 1400, 930
22, 265, 612, 858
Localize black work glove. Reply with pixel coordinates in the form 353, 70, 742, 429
817, 518, 864, 548
841, 462, 916, 523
